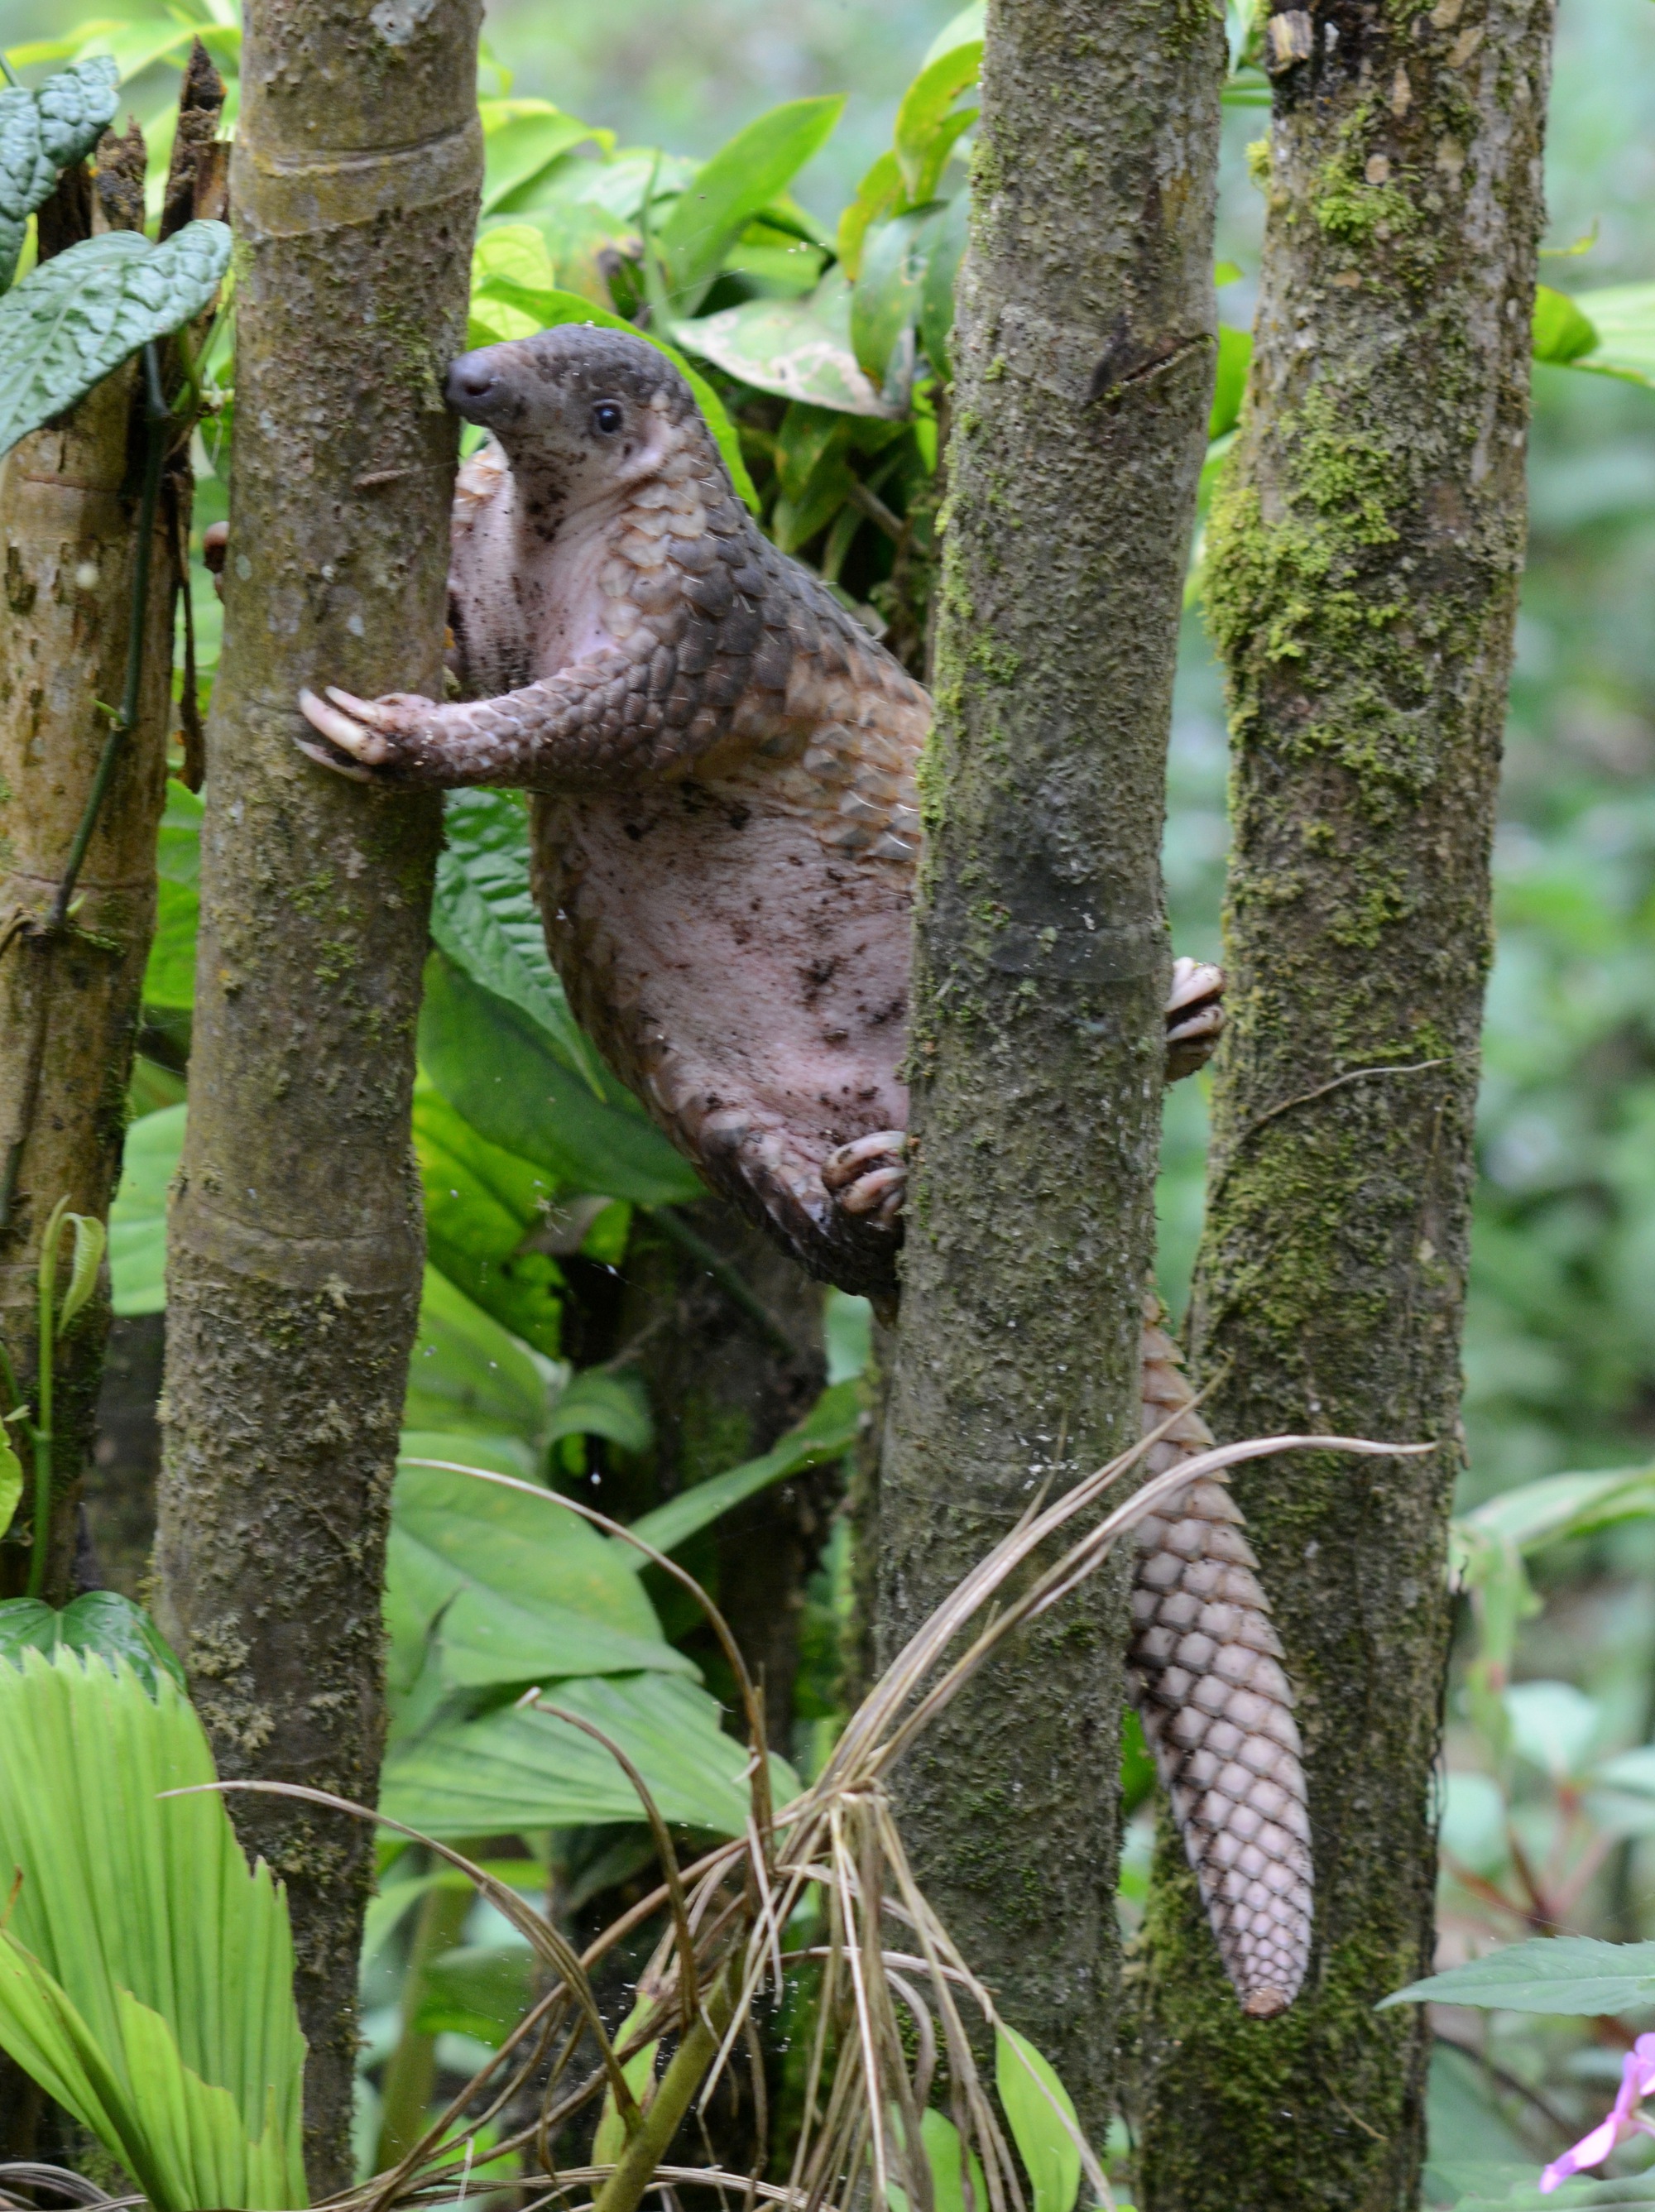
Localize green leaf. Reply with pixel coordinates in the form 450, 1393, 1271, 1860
995, 2024, 1082, 2212
837, 148, 904, 283
545, 1367, 654, 1455
481, 99, 612, 214
0, 221, 230, 458
0, 1650, 306, 2212
419, 952, 704, 1207
465, 257, 759, 509
0, 1435, 20, 1542
108, 1101, 184, 1317
397, 1428, 538, 1484
415, 1942, 534, 2046
405, 1264, 558, 1447
655, 95, 844, 313
1532, 283, 1600, 367
433, 787, 607, 1090
918, 189, 969, 381
1563, 281, 1655, 386
381, 1669, 794, 1837
892, 44, 981, 205
0, 58, 118, 287
55, 1212, 106, 1334
1456, 1464, 1655, 1555
0, 1592, 185, 1697
592, 1991, 660, 2163
415, 1079, 566, 1359
626, 1380, 859, 1560
851, 204, 943, 399
142, 780, 203, 1010
886, 2108, 987, 2212
677, 268, 902, 419
923, 3, 986, 67
1382, 1936, 1655, 2015
1209, 323, 1251, 439
388, 1455, 689, 1691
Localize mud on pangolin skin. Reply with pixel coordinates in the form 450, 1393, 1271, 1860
295, 323, 1311, 2017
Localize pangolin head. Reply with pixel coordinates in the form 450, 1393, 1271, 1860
444, 324, 702, 506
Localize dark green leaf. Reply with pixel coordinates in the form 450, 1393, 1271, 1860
655, 96, 844, 312
851, 204, 943, 399
0, 222, 230, 458
481, 100, 612, 215
0, 1593, 183, 1696
415, 1082, 565, 1359
1532, 283, 1600, 367
626, 1380, 859, 1560
415, 1944, 533, 2045
545, 1368, 654, 1455
0, 58, 118, 288
419, 952, 704, 1207
918, 189, 968, 381
1382, 1936, 1655, 2015
388, 1456, 688, 1690
404, 1264, 557, 1447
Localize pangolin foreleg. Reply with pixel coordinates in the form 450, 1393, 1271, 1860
1130, 1301, 1313, 2018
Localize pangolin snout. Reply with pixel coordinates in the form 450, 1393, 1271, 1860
446, 351, 506, 419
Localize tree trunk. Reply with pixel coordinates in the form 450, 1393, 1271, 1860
153, 2, 482, 2188
0, 147, 173, 1609
875, 0, 1224, 2133
1133, 1, 1553, 2202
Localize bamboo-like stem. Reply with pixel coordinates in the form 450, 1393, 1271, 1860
589, 1965, 736, 2212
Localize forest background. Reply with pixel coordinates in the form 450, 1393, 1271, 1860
4, 0, 1655, 2194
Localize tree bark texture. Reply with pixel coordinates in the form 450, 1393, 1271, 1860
1133, 2, 1553, 2204
154, 2, 482, 2189
875, 0, 1224, 2133
0, 164, 175, 1609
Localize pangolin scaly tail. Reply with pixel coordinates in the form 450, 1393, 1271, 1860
1129, 1300, 1313, 2018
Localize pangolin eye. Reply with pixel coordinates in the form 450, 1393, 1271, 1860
591, 401, 624, 436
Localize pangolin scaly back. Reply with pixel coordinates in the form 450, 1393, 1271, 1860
1130, 1303, 1313, 2017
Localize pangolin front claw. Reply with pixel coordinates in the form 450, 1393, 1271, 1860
1165, 955, 1226, 1082
824, 1130, 907, 1228
297, 686, 399, 766
1130, 1296, 1313, 2018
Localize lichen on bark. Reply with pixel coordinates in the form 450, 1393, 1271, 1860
1131, 0, 1555, 2202
152, 0, 482, 2189
874, 0, 1225, 2133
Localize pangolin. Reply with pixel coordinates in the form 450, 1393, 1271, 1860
295, 324, 1312, 2016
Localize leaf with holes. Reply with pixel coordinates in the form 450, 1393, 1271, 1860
0, 58, 118, 288
0, 220, 230, 457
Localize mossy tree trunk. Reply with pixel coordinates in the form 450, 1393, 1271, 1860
874, 0, 1225, 2131
0, 141, 175, 1609
1133, 1, 1553, 2203
153, 0, 482, 2190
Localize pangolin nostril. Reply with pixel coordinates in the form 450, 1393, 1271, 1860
445, 357, 500, 408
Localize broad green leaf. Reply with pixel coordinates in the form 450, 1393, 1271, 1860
1441, 2172, 1655, 2211
1532, 283, 1600, 367
465, 262, 758, 509
655, 96, 843, 312
405, 1264, 558, 1446
142, 780, 203, 1010
397, 1428, 537, 1483
837, 148, 903, 282
1504, 1677, 1600, 1779
415, 1080, 566, 1359
886, 2107, 987, 2212
419, 952, 704, 1207
434, 786, 607, 1090
0, 1592, 185, 1697
1564, 281, 1655, 386
0, 1435, 20, 1541
1209, 323, 1251, 439
388, 1456, 688, 1689
851, 204, 943, 398
1382, 1936, 1655, 2015
0, 58, 118, 286
545, 1367, 653, 1455
415, 1942, 535, 2046
919, 188, 969, 381
0, 1650, 306, 2212
481, 100, 611, 214
381, 1668, 794, 1837
626, 1380, 859, 1561
893, 44, 981, 205
995, 2025, 1082, 2212
676, 268, 902, 418
56, 1212, 106, 1333
1456, 1464, 1655, 1554
923, 2, 986, 67
0, 221, 230, 457
108, 1101, 184, 1316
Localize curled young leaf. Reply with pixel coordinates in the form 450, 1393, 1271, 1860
0, 56, 118, 288
55, 1212, 106, 1334
0, 217, 230, 457
0, 1435, 19, 1544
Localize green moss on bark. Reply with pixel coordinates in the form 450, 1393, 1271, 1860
1131, 2, 1554, 2205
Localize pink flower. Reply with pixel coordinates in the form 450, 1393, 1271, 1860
1541, 2034, 1655, 2193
